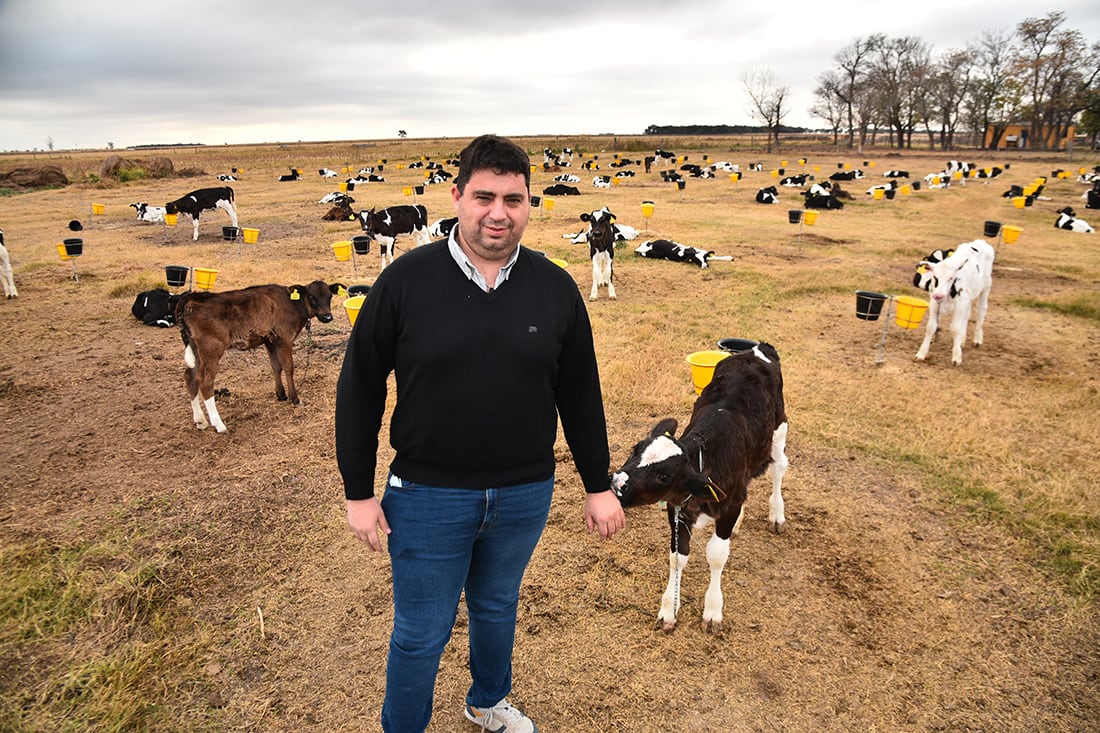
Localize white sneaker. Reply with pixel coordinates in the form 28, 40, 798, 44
464, 698, 538, 733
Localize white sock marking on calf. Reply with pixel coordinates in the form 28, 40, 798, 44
184, 344, 196, 369
190, 396, 209, 429
204, 396, 227, 433
659, 551, 688, 628
768, 422, 789, 531
703, 533, 730, 626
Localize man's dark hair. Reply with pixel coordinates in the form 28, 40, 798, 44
454, 134, 531, 194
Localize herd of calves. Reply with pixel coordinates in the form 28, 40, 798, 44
12, 153, 1095, 629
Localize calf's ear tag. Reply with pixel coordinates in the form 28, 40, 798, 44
917, 264, 927, 274
337, 286, 348, 297
290, 290, 301, 300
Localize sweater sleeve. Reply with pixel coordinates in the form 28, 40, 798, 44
335, 279, 397, 500
554, 289, 611, 493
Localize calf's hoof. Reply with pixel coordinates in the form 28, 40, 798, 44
770, 519, 787, 534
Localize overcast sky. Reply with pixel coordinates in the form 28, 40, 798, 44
1, 0, 1098, 152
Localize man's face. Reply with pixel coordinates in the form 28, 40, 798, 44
451, 169, 530, 262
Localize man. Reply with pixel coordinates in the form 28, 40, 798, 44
336, 134, 624, 733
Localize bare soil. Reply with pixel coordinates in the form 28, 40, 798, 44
1, 138, 1098, 732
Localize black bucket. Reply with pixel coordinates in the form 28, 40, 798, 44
222, 226, 240, 241
63, 238, 83, 256
983, 220, 1001, 238
788, 209, 803, 224
165, 265, 190, 287
352, 235, 371, 255
885, 188, 896, 199
676, 180, 686, 190
530, 195, 542, 207
717, 337, 759, 353
414, 185, 424, 195
912, 181, 921, 191
855, 291, 888, 321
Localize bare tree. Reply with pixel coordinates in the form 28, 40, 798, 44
742, 67, 789, 154
868, 36, 933, 148
965, 29, 1019, 150
1013, 11, 1096, 150
829, 36, 881, 149
811, 70, 847, 147
927, 48, 975, 150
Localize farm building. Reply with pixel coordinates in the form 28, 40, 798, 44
985, 121, 1076, 150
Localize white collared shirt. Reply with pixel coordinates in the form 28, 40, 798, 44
447, 229, 521, 292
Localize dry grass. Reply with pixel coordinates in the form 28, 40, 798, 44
1, 136, 1098, 732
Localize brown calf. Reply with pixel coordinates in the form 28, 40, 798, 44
176, 280, 344, 432
610, 342, 789, 631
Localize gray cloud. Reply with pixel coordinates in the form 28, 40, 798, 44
1, 0, 1097, 150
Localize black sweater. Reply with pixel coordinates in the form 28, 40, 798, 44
336, 241, 610, 499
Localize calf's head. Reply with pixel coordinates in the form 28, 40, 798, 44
289, 281, 346, 323
581, 208, 617, 253
610, 418, 724, 508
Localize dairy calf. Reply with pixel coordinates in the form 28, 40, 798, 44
915, 239, 995, 366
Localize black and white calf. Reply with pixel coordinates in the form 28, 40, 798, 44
542, 184, 581, 196
756, 186, 779, 204
882, 170, 909, 178
593, 175, 612, 188
579, 208, 617, 300
130, 201, 167, 223
319, 168, 339, 177
780, 173, 809, 187
634, 239, 730, 269
915, 239, 995, 365
164, 186, 239, 241
429, 216, 458, 239
553, 173, 580, 183
0, 229, 18, 299
611, 343, 789, 631
357, 204, 431, 269
1055, 207, 1094, 233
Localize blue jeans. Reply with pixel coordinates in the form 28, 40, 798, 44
379, 475, 554, 733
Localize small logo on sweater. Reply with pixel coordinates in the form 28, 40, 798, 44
528, 325, 538, 333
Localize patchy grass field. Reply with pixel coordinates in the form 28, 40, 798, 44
1, 136, 1098, 732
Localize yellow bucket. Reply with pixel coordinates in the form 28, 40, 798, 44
56, 243, 73, 261
339, 182, 348, 192
894, 295, 929, 329
770, 169, 779, 178
1002, 225, 1022, 244
344, 294, 366, 326
641, 202, 655, 218
543, 198, 555, 211
91, 203, 105, 215
164, 213, 178, 226
242, 228, 259, 244
402, 186, 413, 196
1012, 196, 1026, 209
899, 185, 911, 195
332, 240, 352, 261
686, 350, 730, 394
194, 268, 218, 291
803, 210, 819, 226
873, 188, 885, 200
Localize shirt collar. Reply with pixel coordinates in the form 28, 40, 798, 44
447, 229, 521, 292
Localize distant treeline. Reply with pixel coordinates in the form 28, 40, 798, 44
127, 143, 206, 150
643, 124, 809, 135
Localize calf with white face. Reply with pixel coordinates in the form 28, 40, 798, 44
580, 208, 617, 300
915, 239, 995, 366
611, 343, 789, 631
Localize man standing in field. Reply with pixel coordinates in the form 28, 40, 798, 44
336, 134, 625, 733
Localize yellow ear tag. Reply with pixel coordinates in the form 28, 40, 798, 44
707, 484, 721, 502
338, 286, 348, 297
917, 264, 927, 274
290, 290, 301, 300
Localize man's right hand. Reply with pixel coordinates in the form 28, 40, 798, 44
347, 497, 391, 552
